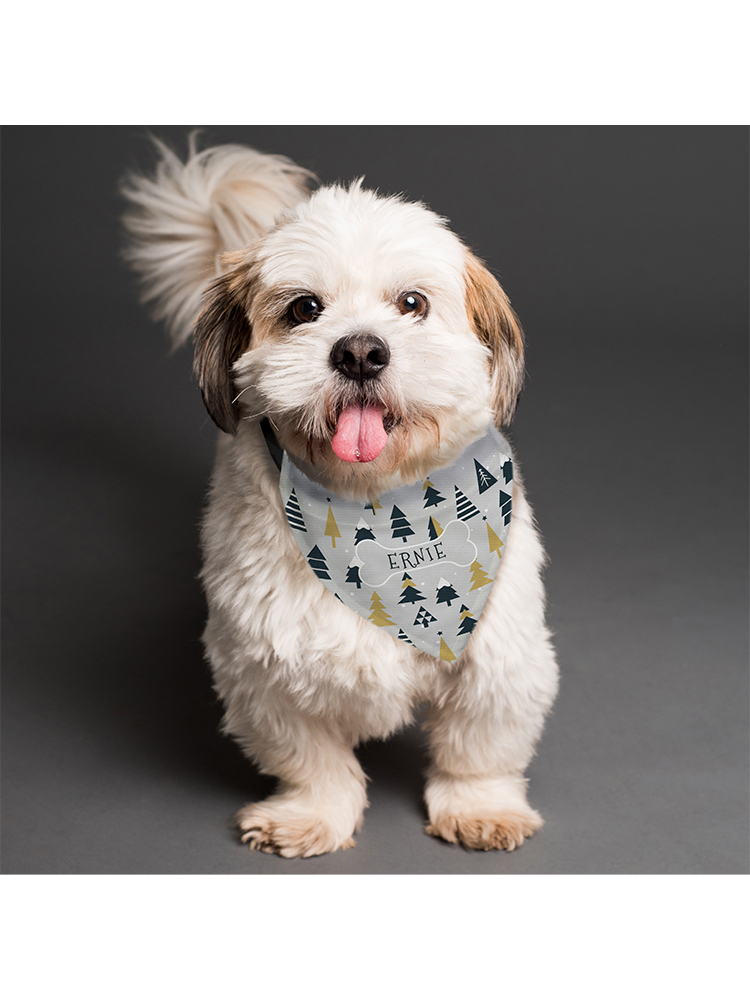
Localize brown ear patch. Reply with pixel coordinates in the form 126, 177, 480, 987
463, 251, 525, 426
193, 264, 253, 434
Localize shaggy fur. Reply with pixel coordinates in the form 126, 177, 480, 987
122, 138, 559, 858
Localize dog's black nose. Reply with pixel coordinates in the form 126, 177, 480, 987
330, 334, 390, 383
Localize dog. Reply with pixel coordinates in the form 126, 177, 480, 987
122, 136, 559, 858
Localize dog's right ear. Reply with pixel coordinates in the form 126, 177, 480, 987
193, 257, 252, 434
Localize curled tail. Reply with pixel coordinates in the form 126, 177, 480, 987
121, 134, 316, 347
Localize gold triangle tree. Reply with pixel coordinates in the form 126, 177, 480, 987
486, 522, 504, 557
368, 591, 396, 627
468, 559, 492, 591
439, 637, 457, 662
325, 505, 342, 547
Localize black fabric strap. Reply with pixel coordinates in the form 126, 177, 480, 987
260, 417, 283, 471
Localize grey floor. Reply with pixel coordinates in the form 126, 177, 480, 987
2, 126, 748, 874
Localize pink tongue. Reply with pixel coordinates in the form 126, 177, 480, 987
331, 403, 388, 463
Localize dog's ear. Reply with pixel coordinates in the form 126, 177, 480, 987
463, 250, 525, 427
193, 256, 252, 434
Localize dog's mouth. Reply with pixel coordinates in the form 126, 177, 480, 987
330, 402, 389, 463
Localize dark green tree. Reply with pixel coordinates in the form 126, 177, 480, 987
436, 579, 460, 607
423, 478, 446, 508
474, 459, 498, 494
390, 505, 415, 542
284, 489, 307, 531
307, 545, 330, 580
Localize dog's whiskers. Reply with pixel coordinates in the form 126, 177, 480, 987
232, 384, 257, 405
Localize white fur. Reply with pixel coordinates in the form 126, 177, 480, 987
123, 139, 559, 857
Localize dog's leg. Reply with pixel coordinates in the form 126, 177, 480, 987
231, 708, 368, 859
423, 634, 558, 852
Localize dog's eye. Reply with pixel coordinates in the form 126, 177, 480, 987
289, 296, 323, 324
397, 291, 428, 318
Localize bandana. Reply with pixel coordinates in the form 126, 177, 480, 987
274, 424, 513, 662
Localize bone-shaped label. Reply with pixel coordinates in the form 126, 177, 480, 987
356, 519, 477, 588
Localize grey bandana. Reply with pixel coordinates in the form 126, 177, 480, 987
277, 425, 513, 661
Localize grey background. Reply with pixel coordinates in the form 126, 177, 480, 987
2, 126, 747, 874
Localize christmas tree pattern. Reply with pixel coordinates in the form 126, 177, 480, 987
468, 559, 492, 591
498, 490, 513, 526
438, 637, 457, 662
390, 505, 415, 543
487, 522, 504, 557
422, 478, 446, 508
435, 577, 460, 607
397, 628, 415, 646
364, 497, 383, 516
502, 459, 513, 484
324, 505, 342, 547
427, 516, 443, 540
345, 564, 362, 589
474, 459, 498, 495
398, 573, 426, 605
354, 519, 376, 544
284, 489, 307, 532
368, 591, 396, 627
414, 606, 437, 628
455, 486, 480, 521
307, 545, 331, 580
456, 605, 478, 636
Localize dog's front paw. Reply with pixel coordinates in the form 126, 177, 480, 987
235, 798, 357, 859
425, 808, 542, 851
424, 773, 543, 852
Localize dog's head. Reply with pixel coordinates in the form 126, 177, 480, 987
194, 182, 523, 497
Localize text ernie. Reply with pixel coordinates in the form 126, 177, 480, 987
387, 542, 446, 570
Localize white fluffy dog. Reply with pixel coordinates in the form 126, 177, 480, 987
122, 137, 559, 858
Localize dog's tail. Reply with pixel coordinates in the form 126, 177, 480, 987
121, 133, 317, 347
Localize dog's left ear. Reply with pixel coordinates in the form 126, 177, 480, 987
193, 253, 253, 434
463, 250, 525, 427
